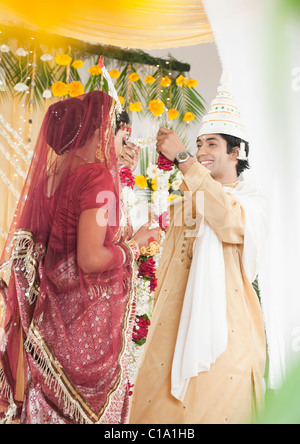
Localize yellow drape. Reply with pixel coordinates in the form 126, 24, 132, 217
0, 0, 214, 49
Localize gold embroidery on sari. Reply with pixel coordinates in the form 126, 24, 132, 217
24, 243, 136, 424
0, 229, 45, 305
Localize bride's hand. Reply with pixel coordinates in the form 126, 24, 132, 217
118, 142, 140, 171
132, 223, 160, 250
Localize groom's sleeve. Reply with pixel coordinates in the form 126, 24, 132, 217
179, 162, 245, 244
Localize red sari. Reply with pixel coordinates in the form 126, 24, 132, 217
0, 91, 137, 424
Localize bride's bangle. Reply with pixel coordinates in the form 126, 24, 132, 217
118, 245, 127, 265
127, 239, 140, 262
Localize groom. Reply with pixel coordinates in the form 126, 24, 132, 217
129, 74, 268, 424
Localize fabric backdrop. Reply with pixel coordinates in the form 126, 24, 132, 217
0, 0, 214, 49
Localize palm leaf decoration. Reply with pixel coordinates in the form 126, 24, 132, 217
0, 45, 206, 144
114, 63, 147, 114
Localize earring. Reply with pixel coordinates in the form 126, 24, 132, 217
96, 143, 105, 163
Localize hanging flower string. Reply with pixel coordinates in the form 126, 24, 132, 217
157, 153, 174, 172
119, 167, 135, 189
120, 150, 174, 390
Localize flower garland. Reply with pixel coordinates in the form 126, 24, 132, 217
119, 155, 174, 387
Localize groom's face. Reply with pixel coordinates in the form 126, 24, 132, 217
196, 134, 237, 181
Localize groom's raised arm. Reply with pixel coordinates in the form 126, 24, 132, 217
179, 161, 245, 244
156, 127, 245, 244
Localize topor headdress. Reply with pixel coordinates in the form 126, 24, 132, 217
198, 71, 249, 145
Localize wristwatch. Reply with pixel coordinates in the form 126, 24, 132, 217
174, 150, 193, 167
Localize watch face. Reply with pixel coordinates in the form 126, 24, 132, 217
179, 152, 188, 161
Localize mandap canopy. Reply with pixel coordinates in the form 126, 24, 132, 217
0, 0, 214, 49
0, 1, 214, 253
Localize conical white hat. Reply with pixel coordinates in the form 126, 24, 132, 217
198, 71, 249, 142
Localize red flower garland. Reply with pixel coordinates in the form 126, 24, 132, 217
128, 155, 171, 348
154, 212, 170, 232
132, 315, 151, 345
119, 167, 135, 189
138, 257, 156, 279
157, 153, 174, 171
128, 382, 134, 397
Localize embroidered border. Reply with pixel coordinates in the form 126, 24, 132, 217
0, 229, 45, 305
24, 243, 137, 424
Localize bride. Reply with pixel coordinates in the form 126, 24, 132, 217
0, 90, 159, 424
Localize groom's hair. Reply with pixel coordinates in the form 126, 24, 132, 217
219, 133, 250, 177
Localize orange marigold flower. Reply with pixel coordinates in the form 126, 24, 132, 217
184, 112, 196, 122
68, 81, 84, 97
149, 99, 164, 117
128, 72, 140, 82
88, 65, 102, 76
160, 76, 171, 87
109, 69, 121, 79
176, 75, 187, 87
168, 108, 179, 120
118, 96, 125, 105
72, 60, 85, 69
186, 78, 198, 89
129, 102, 143, 112
51, 81, 69, 97
55, 53, 72, 66
144, 75, 156, 84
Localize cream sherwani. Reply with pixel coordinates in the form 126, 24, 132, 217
129, 162, 266, 425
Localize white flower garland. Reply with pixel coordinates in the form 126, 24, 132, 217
121, 157, 172, 386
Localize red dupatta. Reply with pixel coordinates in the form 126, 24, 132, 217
0, 91, 136, 424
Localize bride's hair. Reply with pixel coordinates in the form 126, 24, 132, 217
115, 110, 130, 135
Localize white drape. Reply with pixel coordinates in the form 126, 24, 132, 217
203, 0, 300, 388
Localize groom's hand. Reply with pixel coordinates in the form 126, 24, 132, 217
156, 127, 186, 162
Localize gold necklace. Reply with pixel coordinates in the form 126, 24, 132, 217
72, 152, 93, 164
